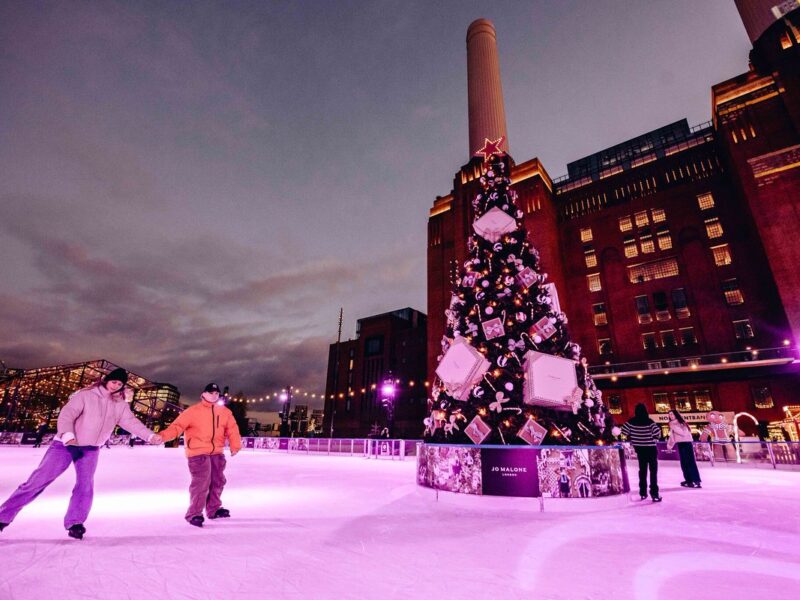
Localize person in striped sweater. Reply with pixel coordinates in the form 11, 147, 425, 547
622, 403, 663, 502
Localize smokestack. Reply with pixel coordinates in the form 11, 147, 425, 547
466, 18, 510, 158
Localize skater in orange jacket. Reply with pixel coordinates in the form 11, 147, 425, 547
159, 383, 242, 527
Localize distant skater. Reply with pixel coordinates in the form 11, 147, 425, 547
0, 369, 162, 539
622, 403, 663, 502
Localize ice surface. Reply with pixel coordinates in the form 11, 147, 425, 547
0, 446, 798, 600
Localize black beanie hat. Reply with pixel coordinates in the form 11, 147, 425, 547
104, 368, 128, 384
204, 383, 221, 394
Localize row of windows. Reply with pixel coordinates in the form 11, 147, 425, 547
628, 257, 679, 284
636, 289, 690, 323
596, 318, 754, 355
607, 385, 775, 416
653, 390, 713, 413
624, 227, 672, 257
580, 192, 716, 241
642, 328, 697, 350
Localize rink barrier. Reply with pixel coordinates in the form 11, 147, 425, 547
239, 437, 421, 460
416, 443, 630, 503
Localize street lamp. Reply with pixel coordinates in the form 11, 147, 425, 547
280, 387, 292, 437
380, 379, 397, 438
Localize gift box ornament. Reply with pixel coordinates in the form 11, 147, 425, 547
434, 337, 491, 401
461, 272, 478, 288
517, 417, 547, 445
522, 350, 579, 410
516, 267, 538, 289
481, 317, 505, 340
530, 317, 557, 342
544, 283, 561, 314
472, 207, 517, 243
464, 415, 492, 444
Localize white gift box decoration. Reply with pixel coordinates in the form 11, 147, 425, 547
481, 317, 505, 340
517, 417, 547, 445
472, 207, 517, 243
544, 283, 561, 314
435, 337, 491, 401
516, 267, 538, 289
465, 415, 492, 444
522, 350, 579, 410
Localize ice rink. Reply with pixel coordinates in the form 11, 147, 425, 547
0, 445, 798, 600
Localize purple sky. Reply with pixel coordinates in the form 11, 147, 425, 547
0, 1, 752, 409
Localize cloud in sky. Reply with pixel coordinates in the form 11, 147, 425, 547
0, 1, 751, 404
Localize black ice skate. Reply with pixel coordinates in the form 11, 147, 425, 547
67, 524, 86, 539
209, 508, 230, 519
0, 522, 7, 532
188, 515, 204, 528
651, 496, 663, 503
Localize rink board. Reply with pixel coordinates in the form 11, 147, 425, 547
416, 443, 630, 498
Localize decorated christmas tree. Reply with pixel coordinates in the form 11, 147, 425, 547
425, 139, 617, 446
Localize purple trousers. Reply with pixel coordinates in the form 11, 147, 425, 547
186, 453, 226, 520
0, 441, 99, 529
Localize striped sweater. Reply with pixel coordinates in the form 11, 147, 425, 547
621, 420, 662, 447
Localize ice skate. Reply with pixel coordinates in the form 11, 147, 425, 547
188, 516, 204, 528
208, 508, 230, 519
67, 524, 86, 540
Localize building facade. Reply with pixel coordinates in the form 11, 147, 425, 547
323, 308, 428, 439
0, 359, 181, 434
428, 7, 800, 440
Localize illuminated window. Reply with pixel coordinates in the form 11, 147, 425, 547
635, 295, 652, 324
593, 303, 608, 326
705, 216, 723, 239
680, 327, 697, 345
580, 227, 593, 242
697, 192, 715, 211
651, 208, 666, 223
640, 232, 655, 254
661, 330, 676, 347
733, 319, 755, 339
752, 386, 774, 409
587, 273, 602, 292
619, 216, 632, 232
722, 278, 744, 305
642, 332, 658, 350
653, 292, 670, 321
608, 394, 623, 415
711, 244, 731, 266
584, 247, 597, 268
780, 31, 793, 50
628, 258, 679, 284
694, 390, 713, 412
653, 392, 670, 413
656, 226, 672, 250
672, 288, 690, 318
634, 210, 649, 228
624, 236, 638, 258
674, 392, 691, 412
598, 338, 613, 356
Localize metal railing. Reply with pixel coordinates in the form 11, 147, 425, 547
623, 440, 800, 470
239, 437, 421, 460
589, 346, 797, 377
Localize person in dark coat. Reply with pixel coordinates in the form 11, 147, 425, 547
621, 403, 663, 502
33, 422, 48, 448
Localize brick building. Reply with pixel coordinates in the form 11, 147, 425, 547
323, 308, 428, 439
428, 5, 800, 439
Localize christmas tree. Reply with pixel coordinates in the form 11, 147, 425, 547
425, 140, 616, 446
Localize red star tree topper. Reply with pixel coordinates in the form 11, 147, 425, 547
474, 136, 505, 160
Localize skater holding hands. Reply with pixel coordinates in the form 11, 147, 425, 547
0, 368, 162, 539
158, 383, 241, 528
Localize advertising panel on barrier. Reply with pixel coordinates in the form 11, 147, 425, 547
537, 448, 591, 498
243, 437, 255, 449
417, 445, 482, 495
481, 448, 540, 497
278, 438, 289, 450
0, 433, 23, 445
